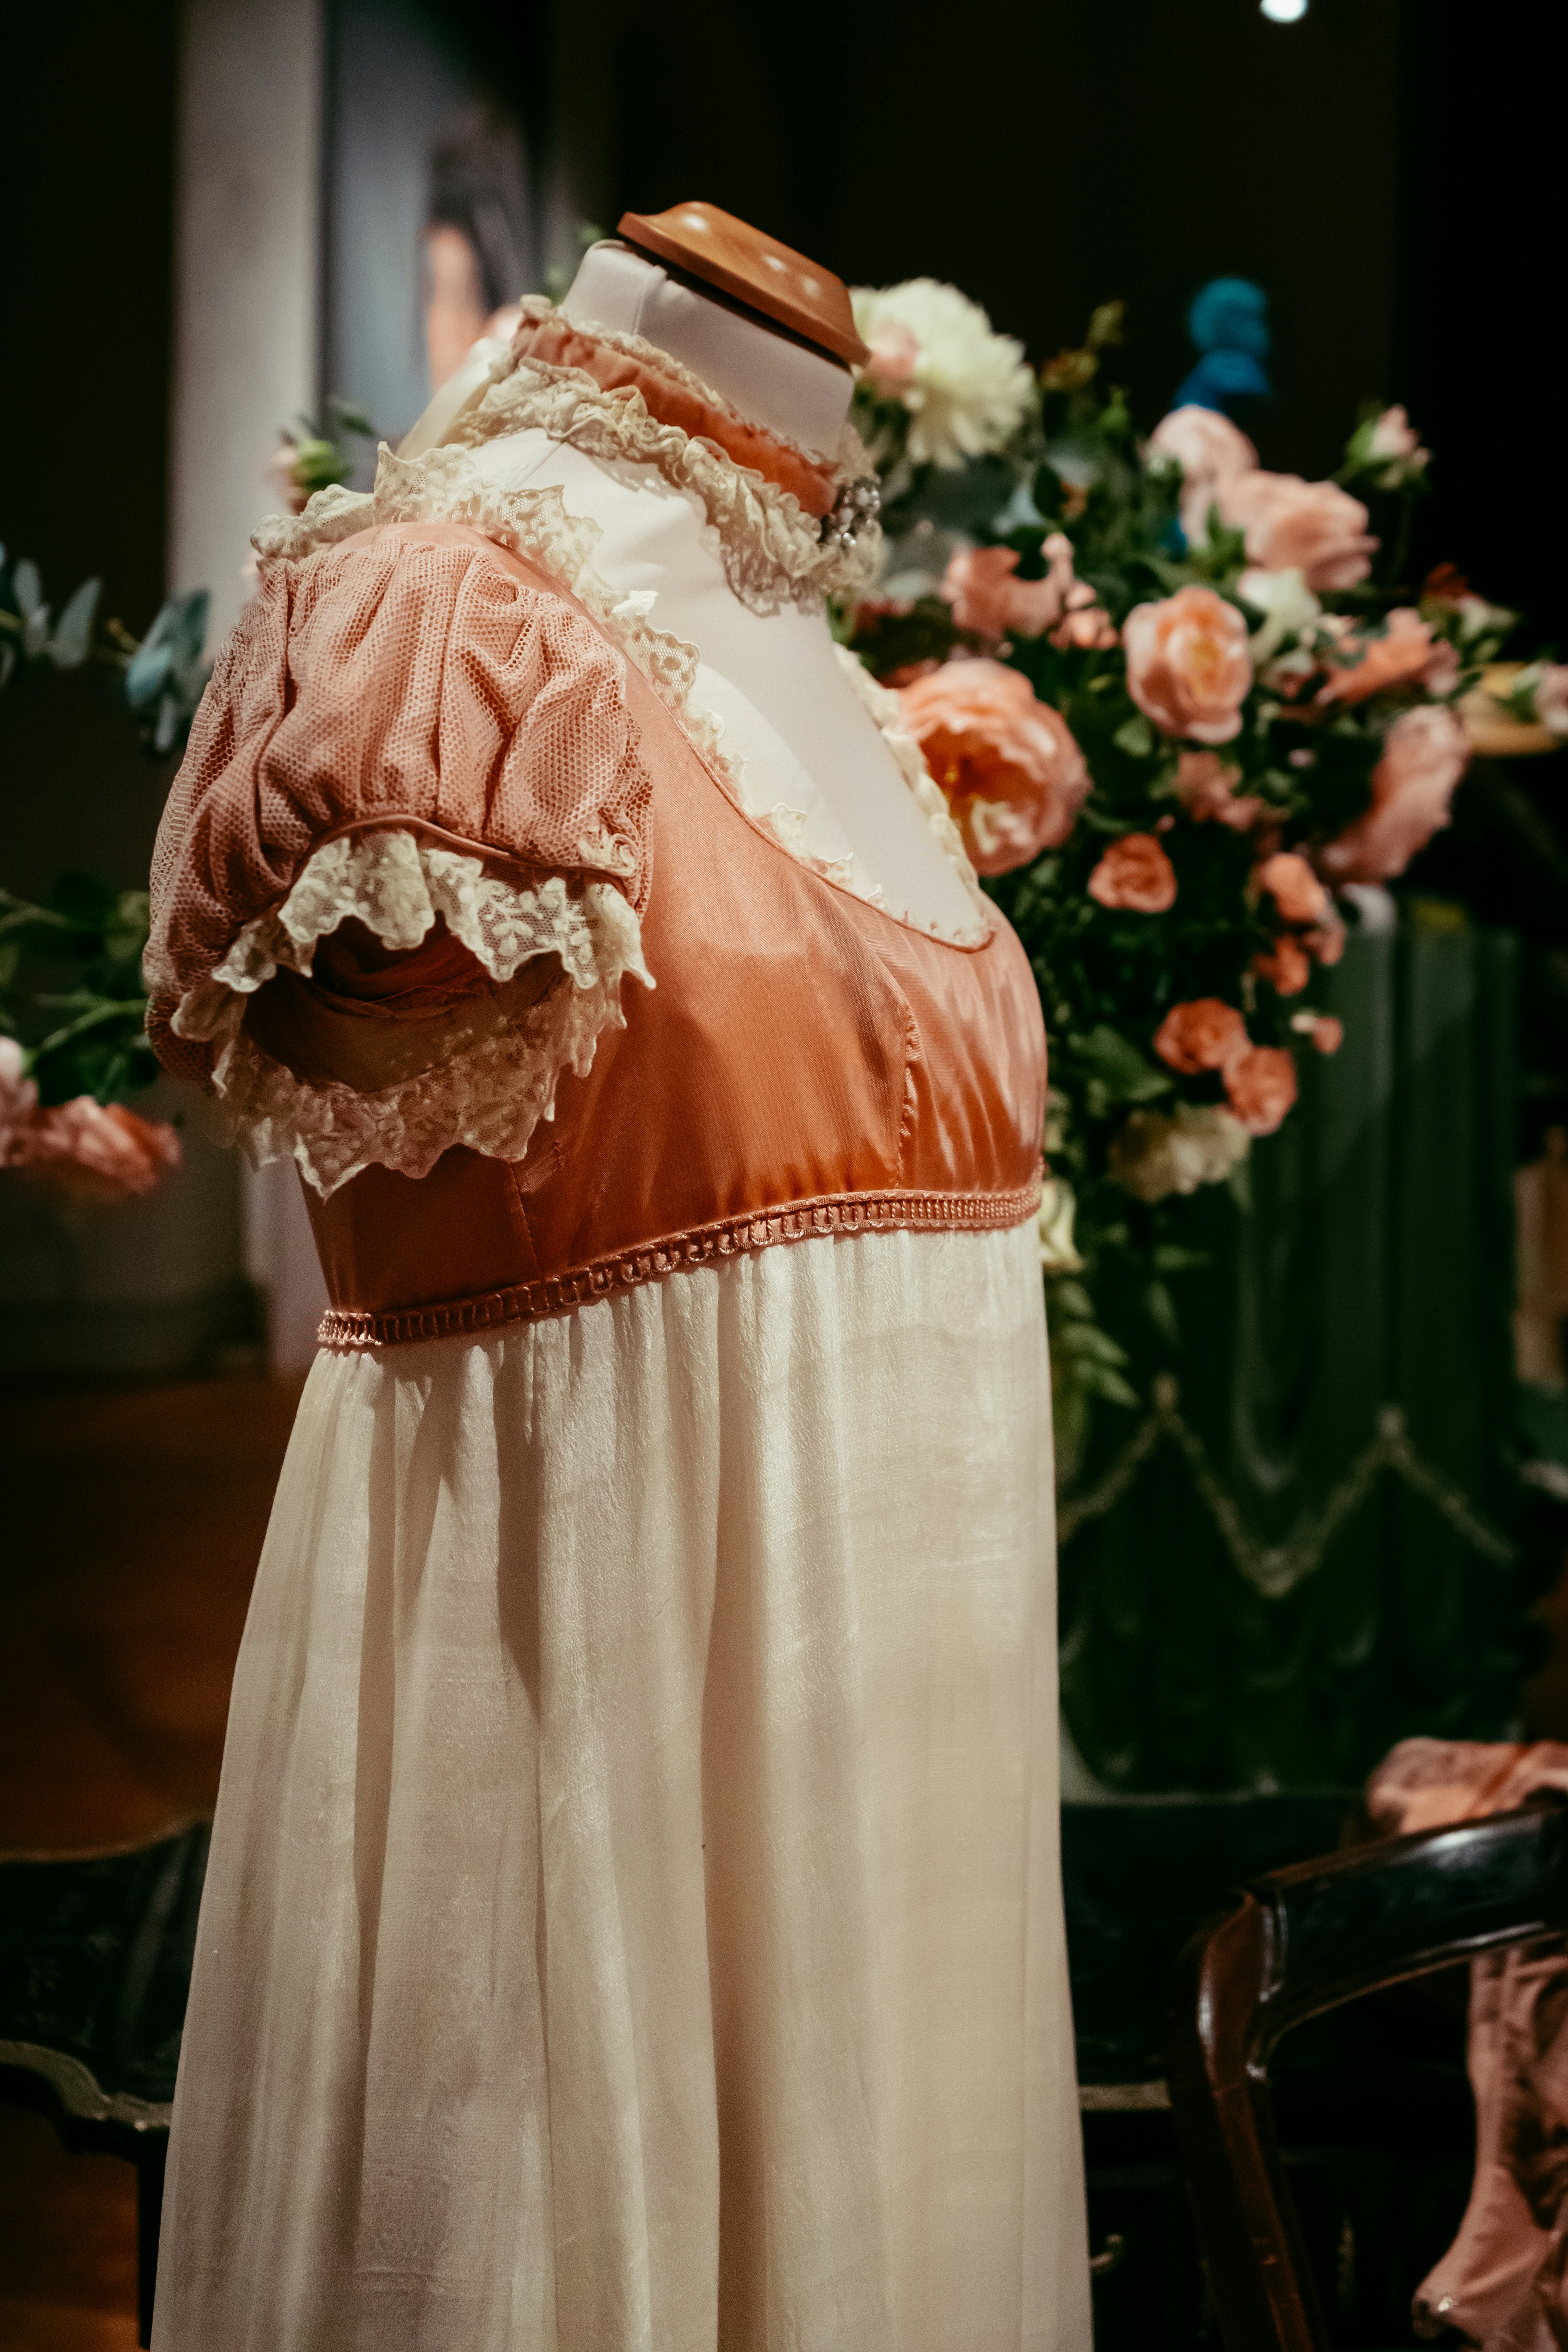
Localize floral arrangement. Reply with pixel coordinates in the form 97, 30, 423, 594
843, 282, 1568, 1454
0, 390, 371, 1206
268, 398, 377, 517
0, 541, 202, 1200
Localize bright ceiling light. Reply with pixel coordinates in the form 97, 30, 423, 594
1260, 0, 1308, 18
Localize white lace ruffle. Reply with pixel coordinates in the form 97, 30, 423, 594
255, 446, 990, 945
171, 829, 651, 1199
435, 306, 880, 617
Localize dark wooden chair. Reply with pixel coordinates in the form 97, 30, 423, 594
0, 1820, 209, 2348
1166, 1795, 1568, 2352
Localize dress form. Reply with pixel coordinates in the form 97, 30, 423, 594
406, 241, 980, 937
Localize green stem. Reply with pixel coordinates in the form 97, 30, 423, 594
32, 997, 147, 1058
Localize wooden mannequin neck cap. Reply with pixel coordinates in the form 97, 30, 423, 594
616, 201, 869, 371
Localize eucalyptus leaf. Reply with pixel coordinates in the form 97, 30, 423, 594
1112, 714, 1154, 759
49, 576, 100, 669
1076, 1024, 1172, 1104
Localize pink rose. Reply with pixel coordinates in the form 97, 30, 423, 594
1422, 640, 1461, 697
1293, 1014, 1344, 1056
1148, 406, 1258, 548
1051, 581, 1118, 651
1305, 908, 1346, 967
1253, 936, 1311, 997
1318, 704, 1471, 884
11, 1096, 182, 1203
1255, 851, 1329, 926
1175, 751, 1265, 832
1224, 1045, 1298, 1136
0, 1038, 40, 1162
1368, 406, 1426, 468
1218, 471, 1378, 592
942, 537, 1078, 642
1087, 832, 1178, 913
898, 658, 1091, 874
1153, 998, 1248, 1074
1123, 585, 1252, 746
1317, 609, 1437, 707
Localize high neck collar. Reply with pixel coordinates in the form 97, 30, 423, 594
561, 240, 854, 456
414, 302, 883, 618
510, 309, 840, 519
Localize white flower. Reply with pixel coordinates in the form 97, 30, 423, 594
1449, 590, 1515, 645
1236, 566, 1321, 663
851, 280, 1033, 471
1037, 1176, 1085, 1272
1108, 1102, 1251, 1203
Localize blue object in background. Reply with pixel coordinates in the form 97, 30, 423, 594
1173, 275, 1272, 415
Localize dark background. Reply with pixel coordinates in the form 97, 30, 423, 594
2, 0, 1563, 892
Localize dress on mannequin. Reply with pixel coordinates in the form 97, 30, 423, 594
143, 206, 1090, 2352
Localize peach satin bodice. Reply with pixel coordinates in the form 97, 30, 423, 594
146, 520, 1045, 1347
309, 604, 1046, 1345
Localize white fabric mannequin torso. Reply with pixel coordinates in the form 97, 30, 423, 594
406, 244, 980, 937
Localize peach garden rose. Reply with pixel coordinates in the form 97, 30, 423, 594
1252, 935, 1311, 997
1218, 470, 1378, 593
898, 657, 1090, 874
1153, 998, 1248, 1075
11, 1095, 182, 1203
1147, 406, 1258, 550
1318, 703, 1471, 884
1175, 751, 1264, 832
1316, 608, 1437, 707
1087, 832, 1178, 913
1123, 585, 1251, 746
1224, 1045, 1298, 1136
943, 538, 1079, 642
1254, 852, 1329, 927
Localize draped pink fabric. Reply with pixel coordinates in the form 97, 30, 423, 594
1367, 1738, 1568, 2349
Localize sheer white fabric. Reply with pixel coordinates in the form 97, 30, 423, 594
154, 1223, 1089, 2352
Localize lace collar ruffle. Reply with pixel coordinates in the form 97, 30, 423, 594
429, 297, 883, 617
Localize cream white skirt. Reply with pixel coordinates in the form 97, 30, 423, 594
154, 1221, 1089, 2352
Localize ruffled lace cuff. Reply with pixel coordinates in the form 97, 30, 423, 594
171, 828, 652, 1198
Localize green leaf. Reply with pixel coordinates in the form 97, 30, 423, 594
1076, 1024, 1172, 1105
1152, 1244, 1209, 1273
1112, 714, 1154, 758
1143, 1278, 1181, 1350
1049, 1279, 1096, 1320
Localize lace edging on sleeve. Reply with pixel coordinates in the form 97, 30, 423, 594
171, 828, 652, 1199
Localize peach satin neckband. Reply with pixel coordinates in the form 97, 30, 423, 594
508, 313, 839, 521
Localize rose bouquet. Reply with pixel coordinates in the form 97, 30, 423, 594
1, 541, 198, 1200
843, 284, 1568, 1460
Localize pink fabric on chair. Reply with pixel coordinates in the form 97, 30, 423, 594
1366, 1737, 1568, 2349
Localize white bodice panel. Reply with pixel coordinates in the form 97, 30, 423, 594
464, 428, 982, 937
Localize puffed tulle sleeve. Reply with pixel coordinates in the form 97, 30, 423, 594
145, 523, 654, 1196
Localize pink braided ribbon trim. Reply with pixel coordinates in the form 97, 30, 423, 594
319, 1171, 1044, 1349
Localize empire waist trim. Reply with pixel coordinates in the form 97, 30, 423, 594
319, 1171, 1044, 1350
